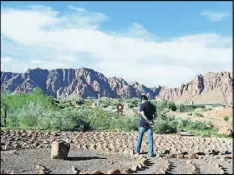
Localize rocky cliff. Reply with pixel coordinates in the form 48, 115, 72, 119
156, 72, 233, 104
1, 68, 160, 99
1, 68, 232, 104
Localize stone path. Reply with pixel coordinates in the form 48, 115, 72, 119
1, 129, 233, 174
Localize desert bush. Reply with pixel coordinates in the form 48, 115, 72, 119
3, 92, 218, 136
224, 116, 229, 121
177, 104, 205, 112
127, 98, 139, 108
100, 98, 112, 108
167, 101, 177, 111
3, 88, 54, 112
76, 98, 85, 105
100, 103, 109, 108
6, 102, 46, 129
153, 112, 214, 134
154, 119, 178, 134
155, 100, 168, 112
154, 100, 176, 112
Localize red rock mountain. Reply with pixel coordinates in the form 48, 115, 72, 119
1, 68, 232, 104
1, 68, 160, 99
156, 72, 233, 104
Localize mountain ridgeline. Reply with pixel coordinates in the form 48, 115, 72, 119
1, 68, 160, 99
1, 68, 233, 104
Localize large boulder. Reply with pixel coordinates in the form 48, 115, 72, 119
218, 127, 233, 137
51, 141, 70, 159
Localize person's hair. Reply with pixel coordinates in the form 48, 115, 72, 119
141, 95, 148, 101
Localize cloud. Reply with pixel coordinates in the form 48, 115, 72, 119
1, 5, 232, 87
68, 5, 86, 12
200, 10, 230, 22
1, 56, 13, 63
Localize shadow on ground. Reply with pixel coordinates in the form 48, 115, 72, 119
65, 156, 107, 161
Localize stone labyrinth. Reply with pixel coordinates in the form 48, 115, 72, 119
1, 130, 233, 174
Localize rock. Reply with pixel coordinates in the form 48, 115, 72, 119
22, 143, 28, 148
160, 169, 166, 174
162, 150, 170, 154
43, 140, 49, 144
137, 164, 143, 169
188, 153, 198, 159
212, 150, 219, 155
33, 142, 40, 147
130, 165, 138, 172
4, 144, 11, 150
186, 160, 192, 164
106, 169, 121, 174
107, 160, 114, 164
176, 154, 184, 159
220, 169, 224, 174
91, 170, 103, 174
51, 141, 70, 159
37, 164, 50, 174
224, 156, 232, 159
8, 138, 14, 141
36, 164, 46, 170
14, 143, 21, 149
39, 169, 46, 174
167, 154, 174, 158
90, 144, 97, 150
0, 170, 14, 174
121, 169, 133, 174
191, 165, 197, 171
214, 163, 220, 168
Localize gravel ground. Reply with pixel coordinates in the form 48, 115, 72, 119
1, 148, 138, 174
1, 130, 233, 174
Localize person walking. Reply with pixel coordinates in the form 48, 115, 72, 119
135, 95, 157, 157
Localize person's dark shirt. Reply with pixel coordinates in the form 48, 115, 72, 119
139, 101, 156, 128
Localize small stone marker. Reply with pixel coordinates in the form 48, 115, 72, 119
51, 141, 70, 159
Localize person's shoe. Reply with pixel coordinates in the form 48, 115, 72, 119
149, 154, 156, 157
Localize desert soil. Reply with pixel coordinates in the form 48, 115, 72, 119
169, 107, 232, 129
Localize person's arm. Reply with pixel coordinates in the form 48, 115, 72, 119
140, 111, 151, 123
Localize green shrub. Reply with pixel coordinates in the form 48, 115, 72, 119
3, 88, 54, 112
224, 116, 229, 121
127, 98, 139, 108
177, 104, 205, 112
154, 119, 178, 134
167, 101, 177, 111
100, 103, 109, 108
154, 100, 177, 113
156, 100, 168, 112
76, 98, 85, 105
3, 93, 218, 136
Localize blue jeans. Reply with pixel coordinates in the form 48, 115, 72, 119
135, 127, 154, 156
